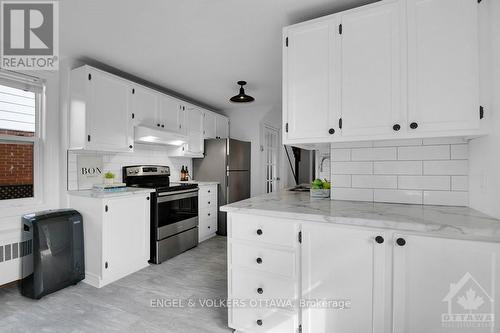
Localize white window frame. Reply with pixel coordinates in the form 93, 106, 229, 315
0, 71, 45, 208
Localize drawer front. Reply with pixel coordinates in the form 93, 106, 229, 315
199, 194, 217, 209
200, 206, 217, 220
199, 216, 217, 238
231, 213, 297, 248
230, 242, 296, 278
231, 268, 297, 302
230, 308, 298, 333
199, 185, 217, 197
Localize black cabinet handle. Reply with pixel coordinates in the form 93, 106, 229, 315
157, 123, 160, 127
257, 288, 263, 294
396, 238, 406, 246
410, 122, 418, 129
129, 145, 133, 149
256, 257, 262, 264
208, 201, 211, 205
256, 229, 263, 236
161, 124, 165, 128
375, 236, 384, 244
256, 320, 263, 326
208, 213, 211, 216
329, 128, 335, 135
208, 190, 211, 193
146, 197, 150, 201
393, 124, 401, 131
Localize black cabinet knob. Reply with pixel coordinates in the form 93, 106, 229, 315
208, 190, 211, 193
129, 145, 133, 149
208, 213, 211, 216
375, 236, 384, 244
410, 122, 418, 129
393, 124, 401, 131
157, 123, 160, 127
256, 257, 262, 264
396, 238, 406, 246
257, 288, 263, 294
256, 229, 263, 235
161, 124, 165, 128
208, 201, 211, 205
256, 320, 263, 326
329, 128, 335, 135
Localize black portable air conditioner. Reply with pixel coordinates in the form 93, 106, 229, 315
21, 209, 85, 299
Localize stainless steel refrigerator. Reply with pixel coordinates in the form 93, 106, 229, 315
193, 138, 251, 236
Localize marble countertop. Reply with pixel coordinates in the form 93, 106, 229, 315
220, 190, 500, 241
173, 180, 219, 186
68, 188, 154, 199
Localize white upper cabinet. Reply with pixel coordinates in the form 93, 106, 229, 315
69, 66, 134, 152
159, 95, 184, 134
203, 111, 217, 139
283, 0, 483, 144
407, 0, 479, 133
340, 0, 403, 137
185, 106, 204, 155
215, 114, 229, 139
284, 19, 338, 142
130, 85, 159, 128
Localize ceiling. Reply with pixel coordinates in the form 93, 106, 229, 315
60, 0, 376, 113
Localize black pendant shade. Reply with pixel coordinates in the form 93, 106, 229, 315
230, 81, 255, 103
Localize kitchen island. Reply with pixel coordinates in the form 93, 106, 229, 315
221, 190, 500, 333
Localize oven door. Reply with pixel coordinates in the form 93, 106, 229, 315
156, 189, 198, 240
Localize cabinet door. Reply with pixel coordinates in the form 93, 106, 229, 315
340, 0, 402, 137
407, 0, 479, 132
186, 107, 204, 154
159, 95, 182, 133
130, 86, 159, 128
87, 69, 133, 152
284, 19, 338, 141
393, 234, 500, 333
301, 224, 389, 333
103, 195, 150, 284
203, 111, 217, 139
215, 115, 229, 139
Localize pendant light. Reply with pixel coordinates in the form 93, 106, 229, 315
230, 81, 255, 103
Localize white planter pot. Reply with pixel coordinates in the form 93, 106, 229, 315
104, 178, 114, 185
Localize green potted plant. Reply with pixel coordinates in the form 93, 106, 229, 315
310, 178, 331, 198
103, 171, 115, 185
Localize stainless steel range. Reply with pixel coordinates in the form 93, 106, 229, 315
123, 165, 199, 264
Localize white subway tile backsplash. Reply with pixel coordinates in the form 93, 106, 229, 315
331, 149, 351, 161
398, 176, 450, 191
423, 160, 468, 175
331, 175, 351, 188
398, 145, 450, 161
451, 176, 468, 191
332, 161, 373, 175
374, 189, 423, 204
423, 191, 468, 206
332, 188, 374, 202
351, 147, 396, 161
352, 175, 397, 189
451, 144, 468, 160
374, 161, 422, 175
330, 138, 469, 207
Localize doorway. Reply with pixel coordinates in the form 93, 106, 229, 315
262, 124, 280, 193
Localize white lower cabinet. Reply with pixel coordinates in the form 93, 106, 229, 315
69, 192, 151, 288
198, 184, 218, 242
227, 213, 500, 333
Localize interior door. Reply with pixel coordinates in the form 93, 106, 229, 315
263, 125, 280, 193
285, 19, 338, 141
340, 0, 402, 137
301, 224, 389, 333
407, 0, 479, 132
130, 86, 159, 128
159, 95, 182, 133
87, 69, 132, 152
393, 234, 500, 333
104, 196, 150, 283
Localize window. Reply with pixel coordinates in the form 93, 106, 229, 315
0, 72, 43, 201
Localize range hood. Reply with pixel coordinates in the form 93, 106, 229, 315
134, 125, 187, 146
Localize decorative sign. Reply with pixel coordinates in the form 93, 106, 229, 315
76, 154, 103, 190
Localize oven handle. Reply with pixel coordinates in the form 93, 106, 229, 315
157, 190, 198, 202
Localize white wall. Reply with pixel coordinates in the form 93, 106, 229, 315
469, 0, 500, 219
226, 105, 294, 196
330, 138, 469, 206
0, 70, 61, 285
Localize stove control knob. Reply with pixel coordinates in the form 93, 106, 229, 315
134, 169, 139, 174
